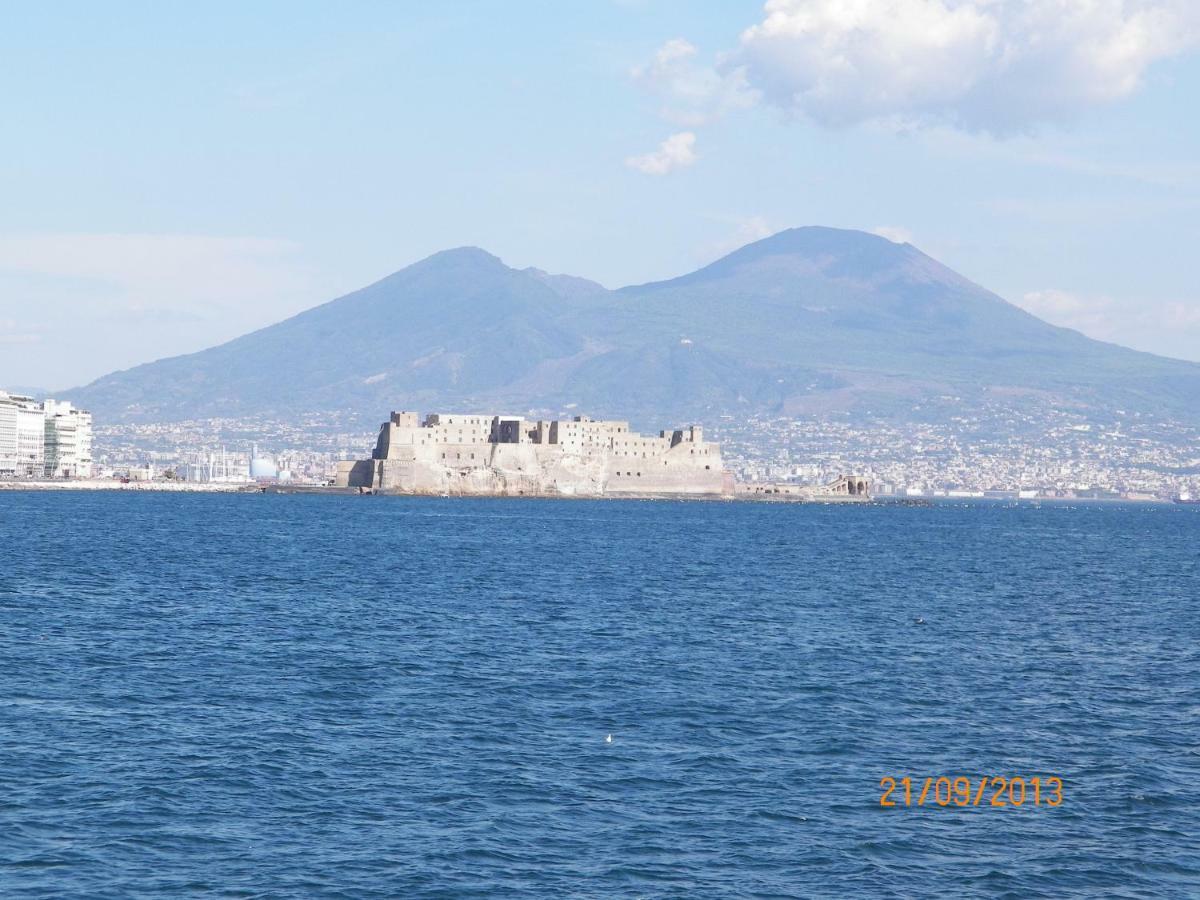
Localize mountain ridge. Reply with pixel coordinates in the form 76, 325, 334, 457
69, 227, 1200, 427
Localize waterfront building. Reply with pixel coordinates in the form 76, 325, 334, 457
43, 400, 93, 478
0, 390, 47, 477
338, 410, 727, 496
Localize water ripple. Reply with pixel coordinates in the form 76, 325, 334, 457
1, 494, 1198, 897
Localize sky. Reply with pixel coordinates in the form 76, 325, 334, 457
2, 0, 1200, 390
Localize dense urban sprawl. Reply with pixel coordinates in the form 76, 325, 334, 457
6, 388, 1198, 500
712, 403, 1200, 500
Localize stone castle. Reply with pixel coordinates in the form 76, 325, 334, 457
335, 411, 728, 496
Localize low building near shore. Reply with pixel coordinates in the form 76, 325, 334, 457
736, 474, 871, 501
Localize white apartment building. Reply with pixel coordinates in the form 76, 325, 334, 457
0, 391, 95, 478
0, 390, 48, 477
43, 399, 93, 478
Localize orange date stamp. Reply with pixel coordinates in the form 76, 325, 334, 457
879, 775, 1063, 808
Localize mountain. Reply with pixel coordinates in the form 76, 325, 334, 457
70, 227, 1200, 428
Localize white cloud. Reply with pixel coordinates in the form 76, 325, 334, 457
0, 318, 40, 344
0, 331, 40, 345
631, 38, 757, 126
701, 215, 777, 259
1021, 288, 1097, 319
626, 131, 698, 175
0, 233, 318, 387
0, 233, 306, 308
730, 0, 1200, 132
1019, 288, 1200, 362
872, 225, 915, 244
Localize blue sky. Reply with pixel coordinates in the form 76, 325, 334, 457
2, 0, 1199, 389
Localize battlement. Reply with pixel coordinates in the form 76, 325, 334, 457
344, 408, 726, 496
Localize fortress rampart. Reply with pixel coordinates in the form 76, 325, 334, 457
335, 411, 728, 497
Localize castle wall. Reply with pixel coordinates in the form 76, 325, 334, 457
340, 410, 729, 496
604, 436, 723, 494
335, 459, 377, 488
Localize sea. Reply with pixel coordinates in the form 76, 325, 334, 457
1, 492, 1198, 898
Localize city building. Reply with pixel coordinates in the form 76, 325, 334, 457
0, 390, 47, 477
43, 400, 93, 478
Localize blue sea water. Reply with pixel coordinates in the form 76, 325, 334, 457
1, 493, 1198, 898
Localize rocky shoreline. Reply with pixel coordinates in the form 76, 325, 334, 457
0, 479, 257, 493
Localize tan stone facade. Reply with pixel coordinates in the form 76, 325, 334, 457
735, 474, 871, 501
336, 411, 727, 496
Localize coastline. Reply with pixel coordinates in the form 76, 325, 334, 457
267, 485, 872, 503
1, 481, 1182, 505
0, 479, 257, 493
